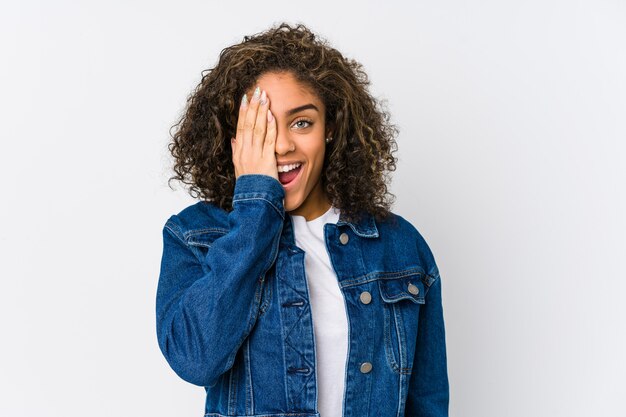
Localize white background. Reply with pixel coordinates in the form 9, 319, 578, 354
1, 1, 625, 416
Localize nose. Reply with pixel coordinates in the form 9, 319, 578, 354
274, 126, 295, 156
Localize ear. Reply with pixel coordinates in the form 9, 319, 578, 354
325, 122, 335, 139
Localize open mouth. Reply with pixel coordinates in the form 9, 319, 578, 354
278, 164, 303, 187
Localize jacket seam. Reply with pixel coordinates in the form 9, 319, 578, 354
232, 197, 285, 220
341, 267, 426, 287
164, 220, 186, 244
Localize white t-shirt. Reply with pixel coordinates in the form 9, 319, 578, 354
290, 205, 348, 417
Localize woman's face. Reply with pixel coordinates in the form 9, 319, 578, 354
244, 71, 332, 221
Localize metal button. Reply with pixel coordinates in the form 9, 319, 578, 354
359, 291, 372, 304
407, 283, 419, 295
360, 362, 373, 373
339, 232, 349, 245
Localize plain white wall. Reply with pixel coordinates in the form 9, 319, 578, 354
1, 1, 624, 416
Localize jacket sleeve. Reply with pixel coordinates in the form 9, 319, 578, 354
405, 233, 450, 416
155, 174, 285, 387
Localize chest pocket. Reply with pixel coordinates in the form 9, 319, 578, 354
378, 274, 427, 375
378, 275, 426, 304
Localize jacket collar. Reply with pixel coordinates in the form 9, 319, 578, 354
281, 207, 379, 248
336, 209, 379, 238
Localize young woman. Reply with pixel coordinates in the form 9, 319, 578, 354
156, 22, 449, 417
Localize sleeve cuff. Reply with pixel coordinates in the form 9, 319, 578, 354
233, 174, 286, 216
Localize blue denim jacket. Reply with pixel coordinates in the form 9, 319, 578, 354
156, 174, 449, 417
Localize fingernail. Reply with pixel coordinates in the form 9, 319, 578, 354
267, 108, 273, 122
260, 89, 267, 105
252, 86, 260, 100
241, 93, 248, 107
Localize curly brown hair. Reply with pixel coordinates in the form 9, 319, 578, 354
167, 21, 399, 224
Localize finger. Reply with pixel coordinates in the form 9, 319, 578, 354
253, 89, 269, 150
264, 108, 277, 154
230, 137, 238, 177
231, 134, 240, 162
235, 93, 248, 153
243, 86, 262, 149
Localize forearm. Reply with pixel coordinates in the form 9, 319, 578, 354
156, 174, 285, 386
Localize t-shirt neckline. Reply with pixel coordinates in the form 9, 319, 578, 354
291, 205, 338, 224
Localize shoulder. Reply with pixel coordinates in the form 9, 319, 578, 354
375, 210, 424, 243
378, 211, 440, 280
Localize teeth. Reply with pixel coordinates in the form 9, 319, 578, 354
278, 162, 302, 173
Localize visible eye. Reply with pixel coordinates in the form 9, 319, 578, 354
292, 118, 313, 129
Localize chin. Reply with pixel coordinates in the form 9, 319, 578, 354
284, 196, 302, 213
284, 201, 297, 213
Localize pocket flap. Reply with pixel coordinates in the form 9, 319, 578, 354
378, 276, 425, 304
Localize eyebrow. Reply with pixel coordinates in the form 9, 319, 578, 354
285, 103, 319, 116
